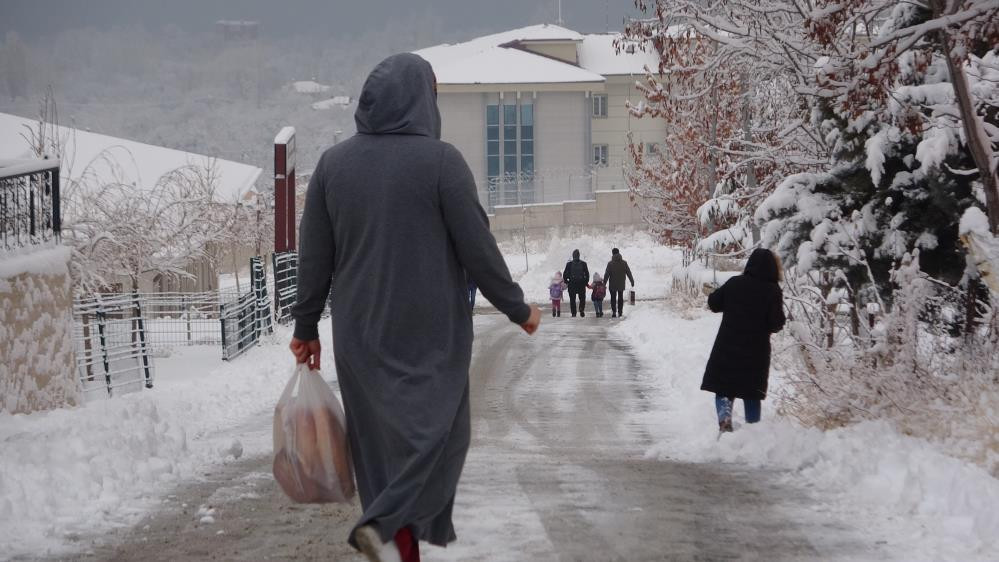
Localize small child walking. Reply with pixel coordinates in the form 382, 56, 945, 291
587, 273, 607, 317
549, 272, 567, 317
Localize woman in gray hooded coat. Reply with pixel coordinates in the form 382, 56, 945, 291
289, 53, 541, 561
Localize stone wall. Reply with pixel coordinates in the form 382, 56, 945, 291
0, 245, 80, 414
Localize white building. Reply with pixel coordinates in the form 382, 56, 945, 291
414, 24, 665, 211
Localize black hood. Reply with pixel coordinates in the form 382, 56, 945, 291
744, 248, 779, 283
354, 53, 441, 138
572, 249, 580, 260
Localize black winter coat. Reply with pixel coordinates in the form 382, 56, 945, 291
563, 259, 590, 289
700, 249, 786, 400
603, 255, 634, 291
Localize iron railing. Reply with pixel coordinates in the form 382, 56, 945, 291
73, 293, 153, 398
0, 159, 61, 250
273, 251, 297, 323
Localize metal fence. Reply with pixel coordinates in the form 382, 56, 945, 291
73, 257, 274, 377
1, 160, 61, 250
220, 256, 272, 360
483, 169, 597, 212
73, 293, 153, 398
273, 251, 297, 324
133, 291, 231, 347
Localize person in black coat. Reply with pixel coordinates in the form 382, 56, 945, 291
700, 248, 786, 432
563, 249, 590, 317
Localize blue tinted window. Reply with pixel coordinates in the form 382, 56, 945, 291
503, 104, 517, 125
505, 155, 517, 174
522, 155, 534, 175
520, 104, 533, 127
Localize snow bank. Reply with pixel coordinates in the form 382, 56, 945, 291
0, 244, 73, 279
0, 326, 328, 559
616, 303, 999, 559
498, 227, 683, 303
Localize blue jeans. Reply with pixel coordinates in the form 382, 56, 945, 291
715, 395, 761, 424
468, 287, 477, 308
592, 299, 603, 315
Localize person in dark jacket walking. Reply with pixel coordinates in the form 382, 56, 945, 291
288, 53, 541, 562
700, 248, 786, 432
603, 248, 634, 317
562, 249, 590, 317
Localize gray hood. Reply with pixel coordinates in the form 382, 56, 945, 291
354, 53, 441, 138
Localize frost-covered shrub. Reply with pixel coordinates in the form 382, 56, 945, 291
775, 253, 999, 474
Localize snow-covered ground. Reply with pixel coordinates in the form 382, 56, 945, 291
0, 325, 331, 559
615, 302, 999, 560
4, 228, 998, 560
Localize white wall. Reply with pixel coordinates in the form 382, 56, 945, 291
590, 75, 666, 192
535, 91, 590, 201
438, 90, 592, 207
439, 92, 486, 195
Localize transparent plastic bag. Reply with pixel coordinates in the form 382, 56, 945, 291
272, 364, 355, 503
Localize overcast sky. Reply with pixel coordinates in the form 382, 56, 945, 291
2, 0, 642, 39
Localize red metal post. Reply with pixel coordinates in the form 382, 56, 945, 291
274, 127, 296, 253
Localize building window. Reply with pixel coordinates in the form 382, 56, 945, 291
520, 103, 534, 176
592, 94, 608, 118
645, 142, 662, 156
503, 103, 518, 177
592, 144, 609, 167
486, 104, 500, 181
485, 98, 537, 207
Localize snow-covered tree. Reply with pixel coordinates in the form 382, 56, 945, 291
621, 1, 830, 249
757, 1, 999, 297
63, 159, 230, 292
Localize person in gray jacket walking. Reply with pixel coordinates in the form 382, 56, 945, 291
289, 53, 541, 562
603, 248, 635, 317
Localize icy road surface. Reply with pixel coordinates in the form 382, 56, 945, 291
44, 313, 886, 561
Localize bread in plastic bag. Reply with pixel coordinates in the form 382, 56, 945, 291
273, 364, 355, 503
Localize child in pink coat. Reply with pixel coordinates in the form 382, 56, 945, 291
549, 272, 567, 317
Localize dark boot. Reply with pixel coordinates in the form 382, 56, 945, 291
552, 308, 556, 317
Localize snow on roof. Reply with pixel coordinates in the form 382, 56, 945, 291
414, 24, 665, 85
414, 24, 604, 86
578, 33, 660, 75
433, 46, 604, 85
311, 96, 352, 111
291, 80, 331, 94
0, 112, 262, 203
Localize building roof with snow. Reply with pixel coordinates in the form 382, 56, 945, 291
290, 80, 332, 95
413, 24, 660, 88
311, 96, 352, 111
0, 112, 262, 203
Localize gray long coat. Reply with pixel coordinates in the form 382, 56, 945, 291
291, 53, 530, 548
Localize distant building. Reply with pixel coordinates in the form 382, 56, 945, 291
290, 80, 332, 96
216, 20, 259, 42
414, 24, 665, 210
312, 96, 352, 111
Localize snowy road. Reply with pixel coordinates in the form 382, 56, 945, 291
46, 313, 886, 561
